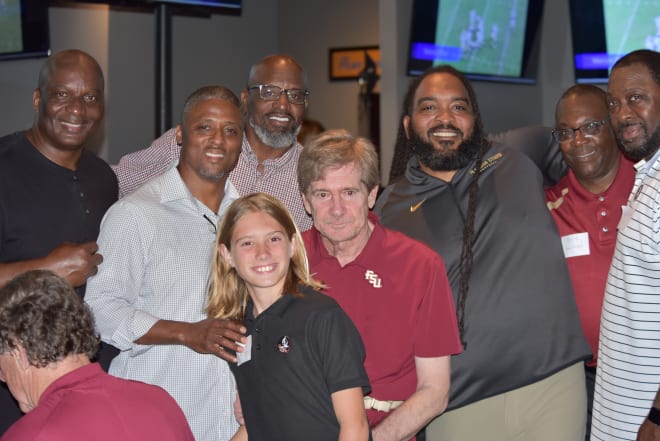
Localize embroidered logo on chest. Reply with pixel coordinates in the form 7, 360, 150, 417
365, 270, 382, 288
277, 336, 291, 353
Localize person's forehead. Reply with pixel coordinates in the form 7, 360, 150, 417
47, 63, 102, 89
608, 64, 658, 92
557, 93, 607, 122
313, 163, 362, 187
252, 63, 305, 87
415, 72, 468, 99
191, 98, 239, 115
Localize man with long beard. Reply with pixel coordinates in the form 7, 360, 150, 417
375, 65, 591, 441
112, 54, 313, 231
590, 49, 660, 441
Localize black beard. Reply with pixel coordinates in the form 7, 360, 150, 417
408, 125, 482, 171
617, 122, 660, 162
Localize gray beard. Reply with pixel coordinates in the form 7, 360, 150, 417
249, 117, 301, 149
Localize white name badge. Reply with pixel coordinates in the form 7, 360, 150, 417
236, 335, 252, 366
561, 232, 590, 258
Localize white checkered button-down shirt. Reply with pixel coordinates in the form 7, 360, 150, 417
86, 168, 240, 441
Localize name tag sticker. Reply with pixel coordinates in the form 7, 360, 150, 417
236, 335, 252, 366
561, 232, 590, 258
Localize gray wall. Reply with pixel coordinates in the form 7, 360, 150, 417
0, 0, 577, 180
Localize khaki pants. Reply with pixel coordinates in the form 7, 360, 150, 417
426, 362, 586, 441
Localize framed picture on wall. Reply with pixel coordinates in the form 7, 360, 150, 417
328, 46, 380, 81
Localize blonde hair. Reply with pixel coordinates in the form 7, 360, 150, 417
207, 193, 323, 320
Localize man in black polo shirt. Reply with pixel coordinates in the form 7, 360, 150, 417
0, 49, 118, 435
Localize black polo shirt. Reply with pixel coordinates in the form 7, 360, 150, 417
230, 286, 370, 441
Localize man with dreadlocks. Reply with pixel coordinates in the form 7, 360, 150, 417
375, 66, 591, 441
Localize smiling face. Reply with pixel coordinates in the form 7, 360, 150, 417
403, 72, 479, 173
302, 162, 378, 251
243, 56, 308, 149
176, 98, 242, 183
32, 52, 104, 154
221, 210, 295, 302
607, 63, 660, 161
555, 91, 621, 193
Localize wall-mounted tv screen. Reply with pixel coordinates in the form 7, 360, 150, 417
407, 0, 544, 84
569, 0, 660, 84
70, 0, 241, 14
0, 0, 50, 61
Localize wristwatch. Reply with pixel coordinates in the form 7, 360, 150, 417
648, 407, 660, 425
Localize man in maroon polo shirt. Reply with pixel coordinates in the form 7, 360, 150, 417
545, 84, 635, 441
297, 129, 462, 441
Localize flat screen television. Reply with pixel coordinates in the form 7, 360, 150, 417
406, 0, 545, 84
69, 0, 241, 14
569, 0, 660, 84
0, 0, 50, 61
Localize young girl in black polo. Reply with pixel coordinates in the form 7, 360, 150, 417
207, 193, 371, 441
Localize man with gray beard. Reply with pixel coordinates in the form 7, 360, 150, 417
112, 54, 313, 231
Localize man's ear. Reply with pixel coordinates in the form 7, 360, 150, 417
367, 185, 378, 210
301, 192, 312, 216
403, 115, 411, 140
32, 89, 41, 113
175, 124, 183, 146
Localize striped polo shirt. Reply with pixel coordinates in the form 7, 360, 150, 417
591, 147, 660, 441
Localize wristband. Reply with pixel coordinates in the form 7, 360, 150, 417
648, 407, 660, 425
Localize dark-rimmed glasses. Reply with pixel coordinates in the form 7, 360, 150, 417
551, 118, 608, 142
247, 84, 309, 105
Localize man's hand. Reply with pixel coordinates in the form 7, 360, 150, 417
180, 318, 247, 363
45, 242, 103, 287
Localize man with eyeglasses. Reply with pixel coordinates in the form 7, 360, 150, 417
112, 54, 313, 231
545, 84, 635, 441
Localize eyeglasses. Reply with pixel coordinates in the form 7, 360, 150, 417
247, 84, 309, 105
551, 118, 608, 142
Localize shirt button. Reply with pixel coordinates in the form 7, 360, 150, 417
80, 192, 85, 198
255, 327, 262, 334
600, 210, 606, 217
598, 196, 605, 202
602, 226, 609, 232
85, 209, 90, 215
255, 344, 261, 351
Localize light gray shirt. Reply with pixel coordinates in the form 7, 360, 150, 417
86, 167, 239, 441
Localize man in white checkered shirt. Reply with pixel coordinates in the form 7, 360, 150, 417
112, 54, 313, 232
86, 85, 244, 441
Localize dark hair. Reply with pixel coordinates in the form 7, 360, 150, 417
390, 65, 490, 348
611, 49, 660, 86
0, 270, 99, 366
180, 85, 240, 124
555, 84, 607, 121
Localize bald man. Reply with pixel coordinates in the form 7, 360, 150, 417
0, 49, 118, 434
